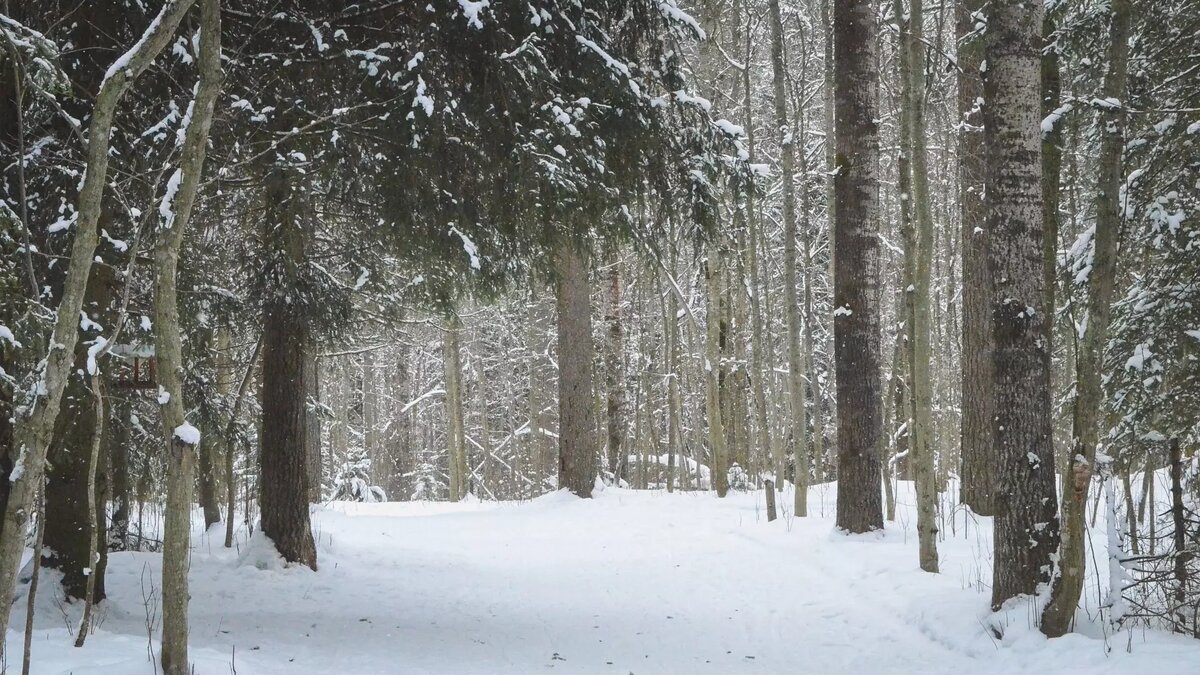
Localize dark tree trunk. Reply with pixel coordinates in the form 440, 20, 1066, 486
43, 265, 116, 601
984, 0, 1059, 611
258, 166, 317, 569
833, 0, 884, 533
108, 396, 131, 550
305, 350, 322, 502
260, 303, 317, 569
555, 242, 597, 498
957, 0, 995, 516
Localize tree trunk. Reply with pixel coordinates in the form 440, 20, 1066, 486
984, 0, 1059, 613
1042, 0, 1129, 636
897, 0, 939, 574
604, 260, 625, 485
0, 1, 198, 651
445, 314, 467, 501
555, 242, 597, 497
767, 0, 808, 515
258, 160, 318, 571
305, 350, 322, 501
832, 0, 884, 533
705, 247, 730, 497
957, 0, 994, 516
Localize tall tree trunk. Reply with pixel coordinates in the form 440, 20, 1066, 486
1042, 0, 1129, 637
258, 161, 318, 571
957, 0, 994, 516
305, 350, 322, 501
984, 0, 1059, 612
705, 247, 730, 497
156, 1, 220, 669
604, 260, 626, 485
555, 242, 597, 497
0, 1, 198, 650
833, 0, 884, 533
767, 0, 809, 516
897, 0, 939, 573
445, 314, 467, 501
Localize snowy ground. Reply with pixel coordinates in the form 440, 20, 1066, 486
7, 481, 1200, 674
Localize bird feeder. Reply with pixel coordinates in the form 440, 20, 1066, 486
110, 341, 157, 390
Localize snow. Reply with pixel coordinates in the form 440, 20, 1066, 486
158, 168, 183, 228
457, 0, 490, 29
173, 422, 200, 445
7, 483, 1200, 674
0, 324, 20, 348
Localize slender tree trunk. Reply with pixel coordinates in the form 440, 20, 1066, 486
0, 1, 198, 650
156, 2, 220, 669
897, 0, 940, 574
305, 350, 322, 501
604, 260, 626, 485
984, 0, 1060, 612
555, 242, 597, 497
833, 0, 884, 533
767, 0, 809, 515
1042, 0, 1129, 636
445, 314, 467, 501
705, 247, 730, 497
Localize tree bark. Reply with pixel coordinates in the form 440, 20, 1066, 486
555, 242, 597, 497
833, 0, 884, 533
957, 0, 994, 516
1042, 0, 1129, 636
984, 0, 1059, 612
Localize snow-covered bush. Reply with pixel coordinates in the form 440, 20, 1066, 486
328, 448, 387, 503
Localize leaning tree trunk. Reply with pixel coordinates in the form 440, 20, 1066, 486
832, 0, 884, 533
957, 0, 994, 516
984, 0, 1060, 612
555, 241, 597, 497
155, 2, 221, 670
0, 0, 199, 652
767, 0, 809, 516
1042, 0, 1129, 637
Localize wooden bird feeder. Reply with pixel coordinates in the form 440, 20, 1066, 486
110, 342, 157, 390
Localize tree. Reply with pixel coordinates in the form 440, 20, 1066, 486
833, 0, 884, 533
1042, 0, 1131, 636
0, 0, 199, 650
555, 241, 598, 497
983, 0, 1060, 613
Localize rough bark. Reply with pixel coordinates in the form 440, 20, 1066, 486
554, 242, 597, 497
305, 349, 322, 501
957, 0, 994, 516
984, 0, 1060, 612
1042, 0, 1129, 636
833, 0, 884, 533
0, 0, 199, 652
258, 161, 318, 571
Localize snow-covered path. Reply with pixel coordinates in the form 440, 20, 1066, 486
10, 485, 1200, 674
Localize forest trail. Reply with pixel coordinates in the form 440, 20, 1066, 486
10, 484, 1200, 674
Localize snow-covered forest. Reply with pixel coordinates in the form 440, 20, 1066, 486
1, 0, 1198, 673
